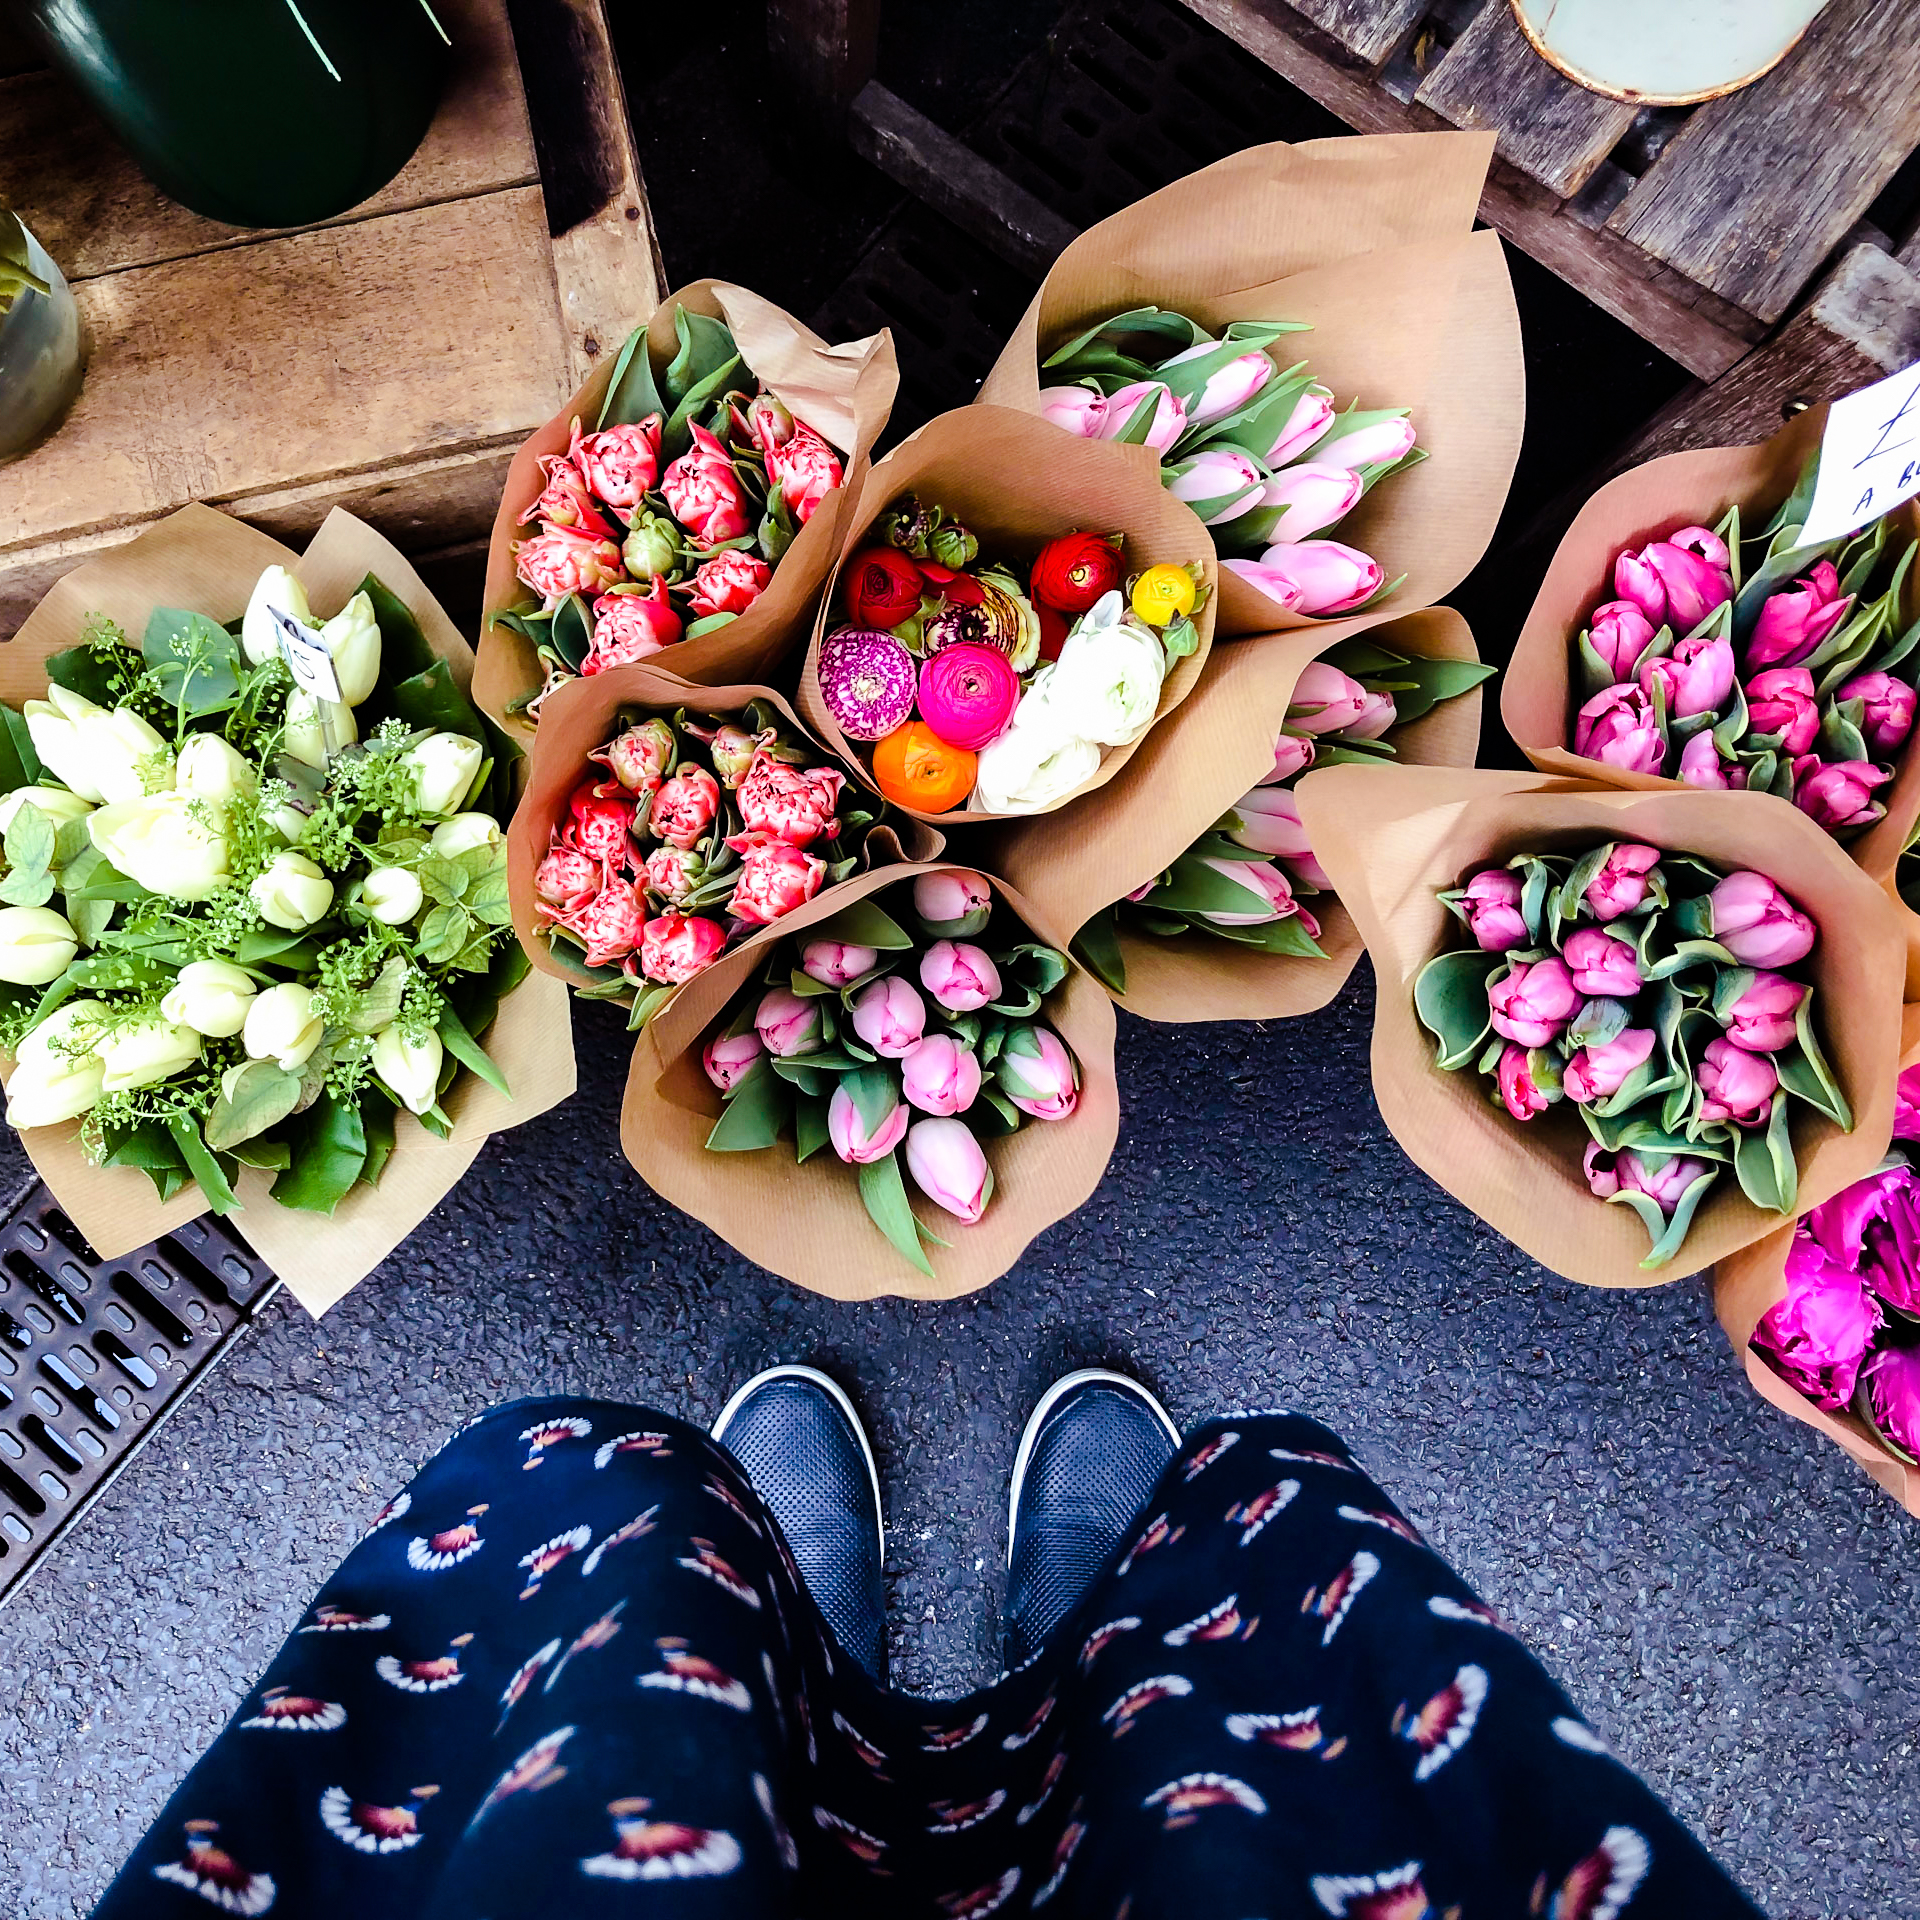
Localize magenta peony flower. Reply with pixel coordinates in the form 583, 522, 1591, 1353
1562, 927, 1641, 997
1721, 971, 1805, 1053
1808, 1166, 1920, 1316
1573, 683, 1663, 774
1863, 1344, 1920, 1457
1709, 871, 1815, 967
1697, 1035, 1778, 1127
1895, 1065, 1920, 1143
1746, 561, 1851, 671
1584, 843, 1662, 922
1488, 957, 1581, 1048
1756, 1228, 1882, 1410
1460, 869, 1527, 953
1563, 1027, 1655, 1104
1744, 666, 1821, 755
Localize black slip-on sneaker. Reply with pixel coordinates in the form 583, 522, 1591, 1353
712, 1365, 887, 1681
1004, 1368, 1180, 1670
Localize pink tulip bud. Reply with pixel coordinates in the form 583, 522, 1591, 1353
1165, 448, 1268, 526
919, 941, 1001, 1012
754, 987, 821, 1057
1247, 539, 1383, 616
1267, 732, 1316, 782
1562, 927, 1641, 997
1710, 871, 1815, 967
1095, 380, 1188, 455
1313, 414, 1417, 471
1586, 600, 1655, 680
900, 1033, 982, 1116
1258, 464, 1365, 543
1496, 1044, 1550, 1121
802, 940, 878, 987
904, 1116, 992, 1222
1226, 787, 1331, 886
1287, 661, 1371, 735
1743, 667, 1820, 755
997, 1025, 1078, 1121
1835, 669, 1917, 755
1584, 843, 1661, 922
637, 910, 727, 985
1697, 1035, 1778, 1128
1864, 1344, 1920, 1457
1264, 383, 1336, 466
827, 1081, 910, 1165
650, 766, 721, 850
596, 717, 677, 793
1747, 561, 1851, 671
644, 845, 701, 904
1639, 632, 1734, 719
1195, 858, 1315, 932
1677, 730, 1742, 790
1037, 386, 1107, 436
1487, 957, 1581, 1048
851, 976, 927, 1058
1723, 970, 1805, 1052
1221, 556, 1303, 615
1612, 548, 1665, 627
1460, 869, 1528, 952
1614, 525, 1732, 633
1583, 1140, 1623, 1198
1563, 1027, 1655, 1104
913, 869, 994, 937
708, 725, 760, 789
1758, 1229, 1882, 1409
1345, 688, 1397, 741
1792, 755, 1889, 832
1159, 342, 1275, 424
1573, 683, 1664, 774
703, 1029, 764, 1092
1585, 1145, 1708, 1214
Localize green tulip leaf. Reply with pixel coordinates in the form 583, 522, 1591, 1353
1733, 1119, 1786, 1213
1624, 1165, 1719, 1269
1072, 909, 1129, 996
270, 1091, 368, 1215
1774, 988, 1851, 1129
1569, 996, 1631, 1050
973, 1085, 1024, 1135
1414, 949, 1504, 1071
663, 306, 739, 407
1198, 914, 1326, 958
842, 1063, 900, 1139
549, 593, 594, 672
705, 1063, 789, 1151
204, 1061, 303, 1153
1380, 657, 1495, 726
808, 900, 916, 951
598, 322, 666, 431
794, 1094, 832, 1164
856, 1149, 938, 1278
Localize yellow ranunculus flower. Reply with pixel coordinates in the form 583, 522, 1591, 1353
1130, 563, 1197, 629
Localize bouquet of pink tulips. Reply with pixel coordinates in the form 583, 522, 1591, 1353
1034, 308, 1420, 619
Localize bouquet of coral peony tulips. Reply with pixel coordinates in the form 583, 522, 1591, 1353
1033, 307, 1419, 619
697, 869, 1079, 1275
1416, 842, 1851, 1268
0, 562, 524, 1216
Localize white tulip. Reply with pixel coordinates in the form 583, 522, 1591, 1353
22, 687, 108, 803
24, 687, 170, 805
0, 906, 77, 984
428, 812, 502, 859
0, 785, 93, 837
318, 590, 382, 707
96, 1012, 202, 1095
160, 958, 258, 1038
243, 981, 324, 1071
265, 799, 311, 845
249, 851, 334, 930
372, 1024, 443, 1116
404, 732, 484, 817
284, 688, 358, 770
241, 565, 313, 667
5, 999, 108, 1129
87, 793, 230, 901
176, 732, 257, 805
361, 867, 424, 925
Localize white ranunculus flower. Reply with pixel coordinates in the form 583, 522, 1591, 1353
360, 867, 424, 926
0, 906, 78, 984
318, 590, 382, 707
96, 1012, 202, 1095
284, 688, 358, 770
24, 688, 171, 805
250, 851, 334, 931
5, 998, 108, 1129
87, 793, 230, 901
427, 812, 502, 859
1037, 603, 1168, 747
371, 1024, 443, 1116
160, 958, 258, 1039
243, 981, 324, 1071
972, 706, 1103, 816
241, 564, 314, 667
176, 732, 257, 805
405, 732, 484, 817
0, 785, 94, 837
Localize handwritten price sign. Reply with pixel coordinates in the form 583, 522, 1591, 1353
1800, 360, 1920, 548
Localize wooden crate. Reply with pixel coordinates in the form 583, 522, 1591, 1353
0, 0, 662, 634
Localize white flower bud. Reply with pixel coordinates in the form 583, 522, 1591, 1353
318, 590, 382, 707
160, 958, 258, 1038
24, 688, 170, 805
0, 905, 77, 984
284, 688, 358, 770
361, 867, 424, 925
404, 732, 484, 817
5, 998, 108, 1129
427, 812, 502, 859
176, 732, 257, 805
243, 981, 324, 1071
87, 793, 230, 901
249, 850, 334, 931
372, 1024, 443, 1116
96, 1012, 202, 1094
0, 785, 93, 836
241, 564, 313, 667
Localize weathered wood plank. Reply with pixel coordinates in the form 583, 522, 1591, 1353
1606, 0, 1920, 325
0, 190, 572, 555
0, 0, 537, 284
768, 0, 881, 126
1287, 0, 1429, 68
1414, 0, 1636, 198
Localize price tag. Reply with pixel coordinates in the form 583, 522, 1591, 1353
1798, 359, 1920, 548
271, 607, 343, 705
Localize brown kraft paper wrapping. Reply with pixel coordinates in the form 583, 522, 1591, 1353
988, 608, 1483, 1023
974, 134, 1524, 642
622, 863, 1118, 1301
478, 281, 900, 742
0, 505, 577, 1317
1503, 405, 1920, 883
506, 662, 944, 1002
1294, 766, 1904, 1289
796, 404, 1218, 828
1711, 1001, 1920, 1515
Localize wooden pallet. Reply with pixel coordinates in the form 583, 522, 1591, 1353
0, 0, 662, 636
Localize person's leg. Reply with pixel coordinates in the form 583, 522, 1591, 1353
90, 1396, 804, 1919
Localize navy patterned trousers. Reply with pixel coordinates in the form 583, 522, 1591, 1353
91, 1397, 1761, 1919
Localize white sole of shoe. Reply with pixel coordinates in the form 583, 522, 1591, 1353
1005, 1368, 1180, 1569
712, 1364, 886, 1566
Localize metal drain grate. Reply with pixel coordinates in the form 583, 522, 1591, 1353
0, 1187, 278, 1607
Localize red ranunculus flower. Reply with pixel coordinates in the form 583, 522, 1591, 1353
1029, 531, 1124, 613
636, 910, 727, 984
729, 841, 826, 926
844, 546, 924, 629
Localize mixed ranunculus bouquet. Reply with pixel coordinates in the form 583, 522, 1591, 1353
816, 495, 1205, 817
1033, 307, 1418, 620
0, 561, 526, 1217
1416, 843, 1851, 1268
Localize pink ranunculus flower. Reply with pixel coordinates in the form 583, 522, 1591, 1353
650, 766, 721, 850
1586, 600, 1655, 680
1743, 666, 1821, 755
1487, 957, 1581, 1048
515, 523, 625, 604
1677, 730, 1742, 790
1267, 732, 1315, 782
689, 550, 772, 620
1264, 383, 1336, 466
1697, 1035, 1778, 1127
728, 841, 825, 927
1746, 561, 1851, 671
1864, 1344, 1920, 1456
920, 941, 1001, 1012
1573, 683, 1664, 774
900, 1034, 982, 1117
1613, 525, 1732, 631
1246, 539, 1382, 616
1710, 871, 1816, 967
1095, 380, 1188, 455
1496, 1044, 1551, 1121
1316, 414, 1418, 471
583, 578, 682, 671
1160, 341, 1275, 425
827, 1080, 910, 1166
1792, 755, 1889, 832
644, 845, 701, 904
1563, 927, 1641, 997
1756, 1229, 1882, 1409
1584, 842, 1662, 922
737, 749, 844, 848
1195, 858, 1316, 933
1166, 448, 1268, 526
521, 449, 618, 538
572, 415, 663, 510
1227, 787, 1331, 887
703, 1029, 764, 1092
534, 840, 600, 911
1459, 869, 1528, 953
1258, 464, 1365, 544
998, 1026, 1079, 1121
1037, 385, 1106, 436
1723, 971, 1805, 1052
1640, 632, 1735, 719
904, 1116, 993, 1223
661, 422, 751, 548
637, 910, 727, 985
801, 940, 877, 987
1287, 661, 1371, 735
851, 976, 927, 1059
1563, 1027, 1656, 1104
753, 987, 820, 1058
1836, 669, 1918, 756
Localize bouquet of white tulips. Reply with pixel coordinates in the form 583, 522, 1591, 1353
0, 556, 527, 1220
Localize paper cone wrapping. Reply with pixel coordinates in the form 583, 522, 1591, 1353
988, 609, 1483, 1022
0, 505, 578, 1316
1711, 1002, 1920, 1514
1503, 406, 1920, 882
622, 863, 1118, 1300
974, 134, 1524, 641
796, 405, 1218, 827
478, 282, 900, 743
506, 663, 944, 1002
1295, 766, 1904, 1288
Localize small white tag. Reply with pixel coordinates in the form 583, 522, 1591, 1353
271, 607, 343, 705
1798, 360, 1920, 548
